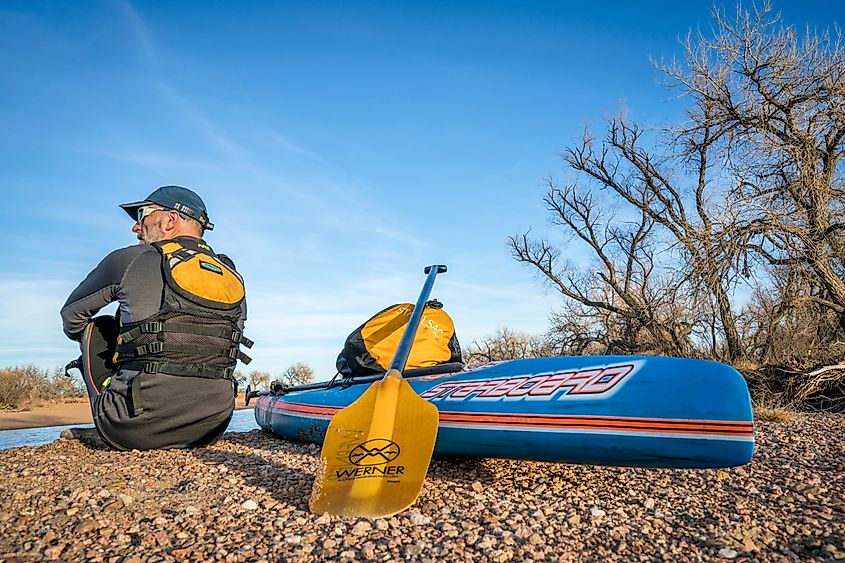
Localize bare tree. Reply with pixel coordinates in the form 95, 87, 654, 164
281, 362, 315, 386
232, 370, 247, 389
464, 327, 559, 363
512, 2, 845, 384
510, 173, 704, 358
661, 3, 845, 327
510, 108, 744, 360
248, 370, 271, 391
660, 2, 845, 405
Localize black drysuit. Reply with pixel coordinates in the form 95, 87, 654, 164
61, 236, 247, 450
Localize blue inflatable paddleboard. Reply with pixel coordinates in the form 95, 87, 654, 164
254, 355, 754, 468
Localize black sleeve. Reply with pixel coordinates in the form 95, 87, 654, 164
60, 246, 144, 341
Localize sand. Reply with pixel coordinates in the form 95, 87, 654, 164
0, 396, 254, 431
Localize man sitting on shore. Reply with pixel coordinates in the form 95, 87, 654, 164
60, 186, 251, 450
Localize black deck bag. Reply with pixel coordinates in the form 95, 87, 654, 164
336, 300, 463, 377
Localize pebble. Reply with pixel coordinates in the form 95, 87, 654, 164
477, 535, 497, 549
408, 512, 431, 526
718, 547, 738, 559
43, 544, 65, 559
0, 414, 841, 562
351, 521, 372, 535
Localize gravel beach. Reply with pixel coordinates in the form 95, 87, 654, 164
1, 413, 843, 562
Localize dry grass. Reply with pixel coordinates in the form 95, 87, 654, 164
754, 403, 796, 423
752, 390, 798, 423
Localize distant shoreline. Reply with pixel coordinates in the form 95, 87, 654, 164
0, 397, 254, 431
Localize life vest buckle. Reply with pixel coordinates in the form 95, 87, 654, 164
229, 331, 254, 349
136, 342, 164, 356
143, 362, 161, 373
142, 321, 164, 334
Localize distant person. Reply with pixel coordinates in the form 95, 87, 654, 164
61, 186, 252, 450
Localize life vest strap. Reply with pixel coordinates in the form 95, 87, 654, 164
122, 360, 236, 380
117, 341, 252, 364
120, 322, 253, 348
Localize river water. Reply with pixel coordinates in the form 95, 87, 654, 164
0, 408, 259, 450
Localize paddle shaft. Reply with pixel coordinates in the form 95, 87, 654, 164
349, 264, 445, 505
310, 264, 446, 517
387, 265, 447, 373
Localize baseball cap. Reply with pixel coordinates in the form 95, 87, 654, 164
120, 185, 214, 230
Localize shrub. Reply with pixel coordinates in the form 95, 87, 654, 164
0, 365, 84, 411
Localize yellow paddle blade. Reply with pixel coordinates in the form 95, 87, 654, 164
309, 371, 439, 517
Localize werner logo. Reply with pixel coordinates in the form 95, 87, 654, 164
349, 439, 401, 466
335, 439, 405, 480
419, 363, 639, 402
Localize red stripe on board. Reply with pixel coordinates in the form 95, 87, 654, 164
265, 401, 752, 437
440, 416, 750, 436
272, 401, 340, 417
439, 412, 752, 435
439, 412, 752, 428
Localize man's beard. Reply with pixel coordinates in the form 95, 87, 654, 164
139, 217, 166, 243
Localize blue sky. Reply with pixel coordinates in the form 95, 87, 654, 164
0, 1, 840, 381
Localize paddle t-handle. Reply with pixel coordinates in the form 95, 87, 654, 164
424, 265, 447, 274
387, 264, 447, 374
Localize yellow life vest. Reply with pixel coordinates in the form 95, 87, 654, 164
116, 238, 252, 380
157, 239, 245, 309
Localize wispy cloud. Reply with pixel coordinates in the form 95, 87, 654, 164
87, 147, 221, 175
264, 128, 319, 159
115, 0, 156, 65
145, 80, 324, 203
150, 80, 248, 160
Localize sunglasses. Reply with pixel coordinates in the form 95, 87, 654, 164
136, 205, 165, 222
